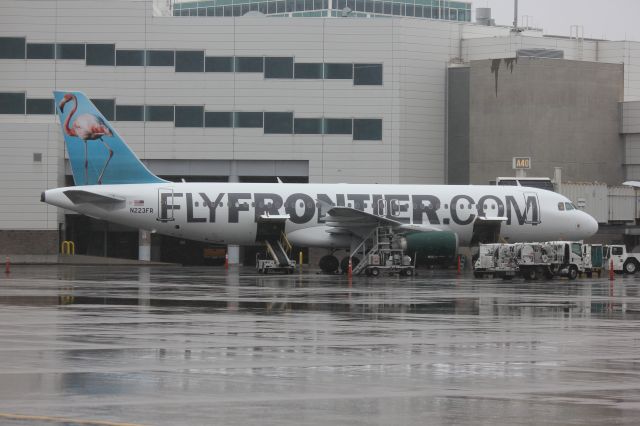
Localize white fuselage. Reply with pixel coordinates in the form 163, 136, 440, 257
43, 182, 599, 247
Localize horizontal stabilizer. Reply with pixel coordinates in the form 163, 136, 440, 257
63, 190, 125, 207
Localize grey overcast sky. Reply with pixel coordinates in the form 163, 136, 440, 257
480, 0, 640, 41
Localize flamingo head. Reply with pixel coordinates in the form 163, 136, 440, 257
58, 93, 75, 113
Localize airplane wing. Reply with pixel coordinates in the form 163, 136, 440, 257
320, 202, 442, 237
63, 190, 126, 209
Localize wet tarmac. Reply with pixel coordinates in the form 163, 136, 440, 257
1, 266, 640, 425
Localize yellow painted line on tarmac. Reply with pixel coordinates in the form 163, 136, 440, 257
0, 412, 145, 426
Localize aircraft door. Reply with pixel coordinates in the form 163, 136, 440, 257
523, 192, 541, 225
389, 199, 401, 217
377, 198, 387, 217
157, 188, 175, 222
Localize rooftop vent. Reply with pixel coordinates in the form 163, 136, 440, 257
476, 8, 494, 26
517, 48, 564, 59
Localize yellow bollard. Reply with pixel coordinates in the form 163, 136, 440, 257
299, 250, 303, 266
61, 241, 75, 256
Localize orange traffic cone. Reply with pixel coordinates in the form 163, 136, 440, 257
609, 259, 614, 281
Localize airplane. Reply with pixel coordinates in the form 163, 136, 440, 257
42, 91, 599, 273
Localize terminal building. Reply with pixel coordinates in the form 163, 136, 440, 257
1, 0, 640, 263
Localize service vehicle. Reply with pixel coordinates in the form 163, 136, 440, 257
604, 244, 640, 274
473, 243, 519, 278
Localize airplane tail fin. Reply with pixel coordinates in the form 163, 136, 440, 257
53, 91, 165, 185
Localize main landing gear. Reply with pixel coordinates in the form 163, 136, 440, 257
318, 254, 360, 274
319, 254, 339, 274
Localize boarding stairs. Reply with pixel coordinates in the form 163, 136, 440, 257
265, 233, 293, 267
351, 226, 414, 276
257, 230, 296, 274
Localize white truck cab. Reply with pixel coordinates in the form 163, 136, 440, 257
604, 245, 640, 274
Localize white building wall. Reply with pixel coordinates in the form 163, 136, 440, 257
0, 0, 518, 233
0, 120, 60, 230
3, 0, 637, 235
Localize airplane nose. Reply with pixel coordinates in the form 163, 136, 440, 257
581, 212, 599, 238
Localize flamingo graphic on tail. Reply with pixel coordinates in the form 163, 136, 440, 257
58, 93, 114, 185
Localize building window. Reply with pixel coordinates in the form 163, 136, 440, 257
354, 63, 382, 85
146, 50, 174, 67
175, 106, 204, 127
205, 112, 233, 128
324, 63, 353, 79
294, 63, 323, 79
235, 57, 264, 73
205, 56, 234, 72
0, 92, 25, 114
264, 112, 293, 134
353, 118, 382, 140
405, 4, 414, 16
116, 50, 145, 66
175, 51, 204, 72
26, 98, 54, 115
26, 43, 54, 59
86, 44, 115, 66
145, 105, 174, 122
294, 118, 322, 134
265, 57, 293, 79
91, 99, 115, 121
56, 43, 85, 60
116, 105, 144, 121
324, 118, 352, 134
234, 112, 263, 128
0, 37, 25, 59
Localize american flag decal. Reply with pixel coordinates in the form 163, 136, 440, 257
130, 200, 144, 206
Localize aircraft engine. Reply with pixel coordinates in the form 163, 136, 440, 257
395, 231, 458, 258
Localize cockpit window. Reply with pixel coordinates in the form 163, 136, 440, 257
565, 202, 575, 210
558, 202, 565, 211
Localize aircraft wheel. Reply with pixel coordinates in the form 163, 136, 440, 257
624, 259, 638, 275
543, 268, 555, 280
319, 255, 339, 274
522, 268, 537, 281
568, 265, 579, 280
370, 267, 380, 277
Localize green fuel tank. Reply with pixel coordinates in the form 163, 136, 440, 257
398, 231, 458, 257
